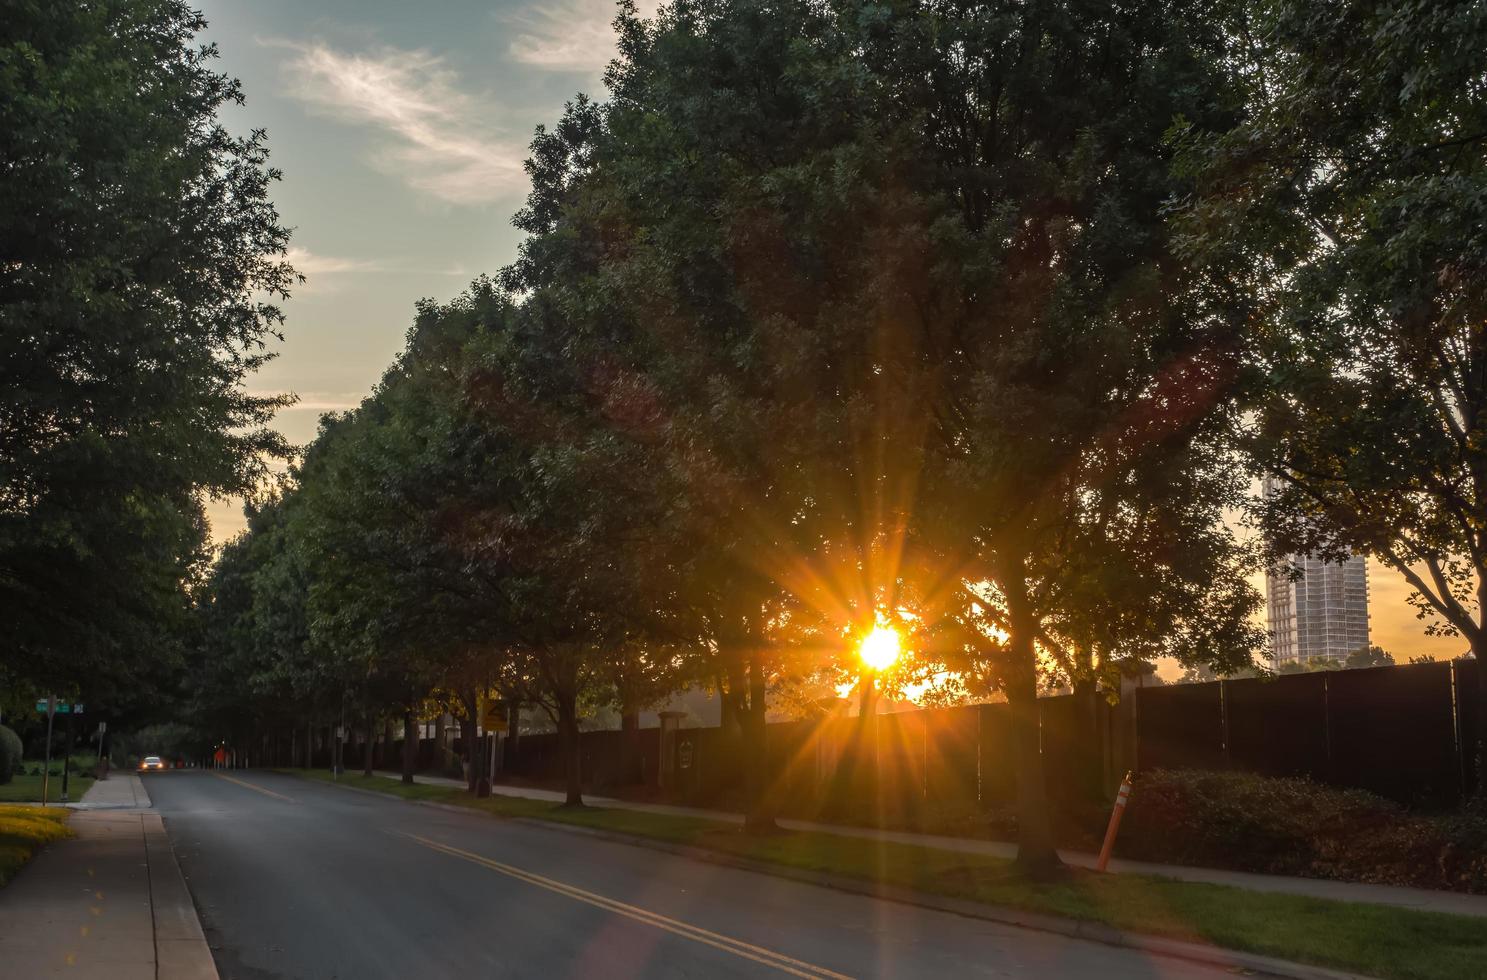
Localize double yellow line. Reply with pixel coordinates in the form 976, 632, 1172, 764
210, 771, 297, 803
403, 833, 852, 979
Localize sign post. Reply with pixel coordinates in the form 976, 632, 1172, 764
96, 722, 108, 780
40, 695, 55, 807
60, 706, 74, 802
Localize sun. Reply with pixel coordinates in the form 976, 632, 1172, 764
858, 625, 901, 672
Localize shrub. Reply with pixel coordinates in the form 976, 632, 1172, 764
1120, 769, 1487, 893
438, 747, 465, 782
0, 726, 20, 785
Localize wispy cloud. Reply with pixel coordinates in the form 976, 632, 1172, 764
286, 246, 380, 277
283, 394, 364, 413
249, 391, 363, 413
285, 246, 382, 292
284, 247, 473, 293
506, 0, 622, 72
505, 0, 660, 73
268, 40, 526, 204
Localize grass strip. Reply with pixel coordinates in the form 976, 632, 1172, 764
281, 769, 1485, 980
0, 770, 96, 804
0, 805, 71, 886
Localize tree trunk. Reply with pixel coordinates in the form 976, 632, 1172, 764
719, 675, 738, 735
458, 691, 478, 794
1072, 675, 1103, 803
1005, 566, 1063, 876
557, 695, 584, 807
1473, 633, 1487, 802
742, 652, 778, 834
401, 706, 418, 785
362, 691, 376, 778
504, 701, 520, 774
620, 708, 641, 784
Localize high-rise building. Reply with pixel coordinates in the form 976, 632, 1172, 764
1262, 480, 1371, 666
1266, 553, 1370, 666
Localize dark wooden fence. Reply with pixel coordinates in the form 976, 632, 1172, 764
1137, 659, 1478, 807
489, 659, 1480, 812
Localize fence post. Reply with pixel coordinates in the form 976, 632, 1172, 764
657, 711, 683, 792
1115, 673, 1141, 781
975, 702, 984, 806
1322, 674, 1334, 783
1220, 680, 1231, 769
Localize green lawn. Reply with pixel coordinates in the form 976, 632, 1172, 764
0, 759, 96, 803
279, 768, 1486, 980
0, 805, 71, 886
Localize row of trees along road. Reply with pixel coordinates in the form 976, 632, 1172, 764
193, 0, 1275, 877
9, 0, 1472, 878
194, 0, 1487, 874
1, 2, 296, 734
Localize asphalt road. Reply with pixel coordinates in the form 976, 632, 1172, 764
148, 769, 1242, 980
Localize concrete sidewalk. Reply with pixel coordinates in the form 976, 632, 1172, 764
375, 768, 1487, 919
76, 770, 153, 809
0, 807, 217, 978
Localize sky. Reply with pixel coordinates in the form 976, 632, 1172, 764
191, 0, 1464, 665
194, 0, 633, 535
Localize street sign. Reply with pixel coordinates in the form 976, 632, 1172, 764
35, 700, 81, 714
97, 721, 106, 733
481, 700, 508, 733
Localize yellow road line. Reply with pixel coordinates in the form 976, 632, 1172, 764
210, 772, 297, 803
403, 833, 852, 980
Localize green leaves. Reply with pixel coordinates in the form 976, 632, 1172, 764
1177, 0, 1487, 641
1, 1, 295, 698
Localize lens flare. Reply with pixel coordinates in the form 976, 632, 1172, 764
859, 625, 901, 672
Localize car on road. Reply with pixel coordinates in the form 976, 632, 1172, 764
139, 756, 166, 772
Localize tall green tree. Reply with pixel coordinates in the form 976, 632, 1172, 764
1, 1, 294, 696
510, 2, 1255, 860
822, 0, 1248, 872
1173, 0, 1487, 795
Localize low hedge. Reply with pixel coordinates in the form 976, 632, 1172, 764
1120, 769, 1487, 893
0, 726, 21, 785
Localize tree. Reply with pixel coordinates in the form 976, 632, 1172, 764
1, 1, 294, 698
1345, 646, 1396, 670
503, 1, 1255, 861
504, 9, 869, 830
837, 0, 1248, 873
1174, 0, 1487, 794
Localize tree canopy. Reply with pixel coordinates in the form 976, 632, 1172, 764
27, 0, 1482, 873
1, 0, 294, 703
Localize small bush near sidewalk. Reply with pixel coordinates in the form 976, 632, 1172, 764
1121, 769, 1487, 893
0, 725, 21, 784
0, 805, 71, 886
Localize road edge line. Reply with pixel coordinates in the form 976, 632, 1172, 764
276, 773, 1377, 980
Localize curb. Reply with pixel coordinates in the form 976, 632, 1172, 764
144, 812, 219, 980
287, 773, 1375, 980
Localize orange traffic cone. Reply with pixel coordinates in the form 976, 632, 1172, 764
1096, 771, 1134, 873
